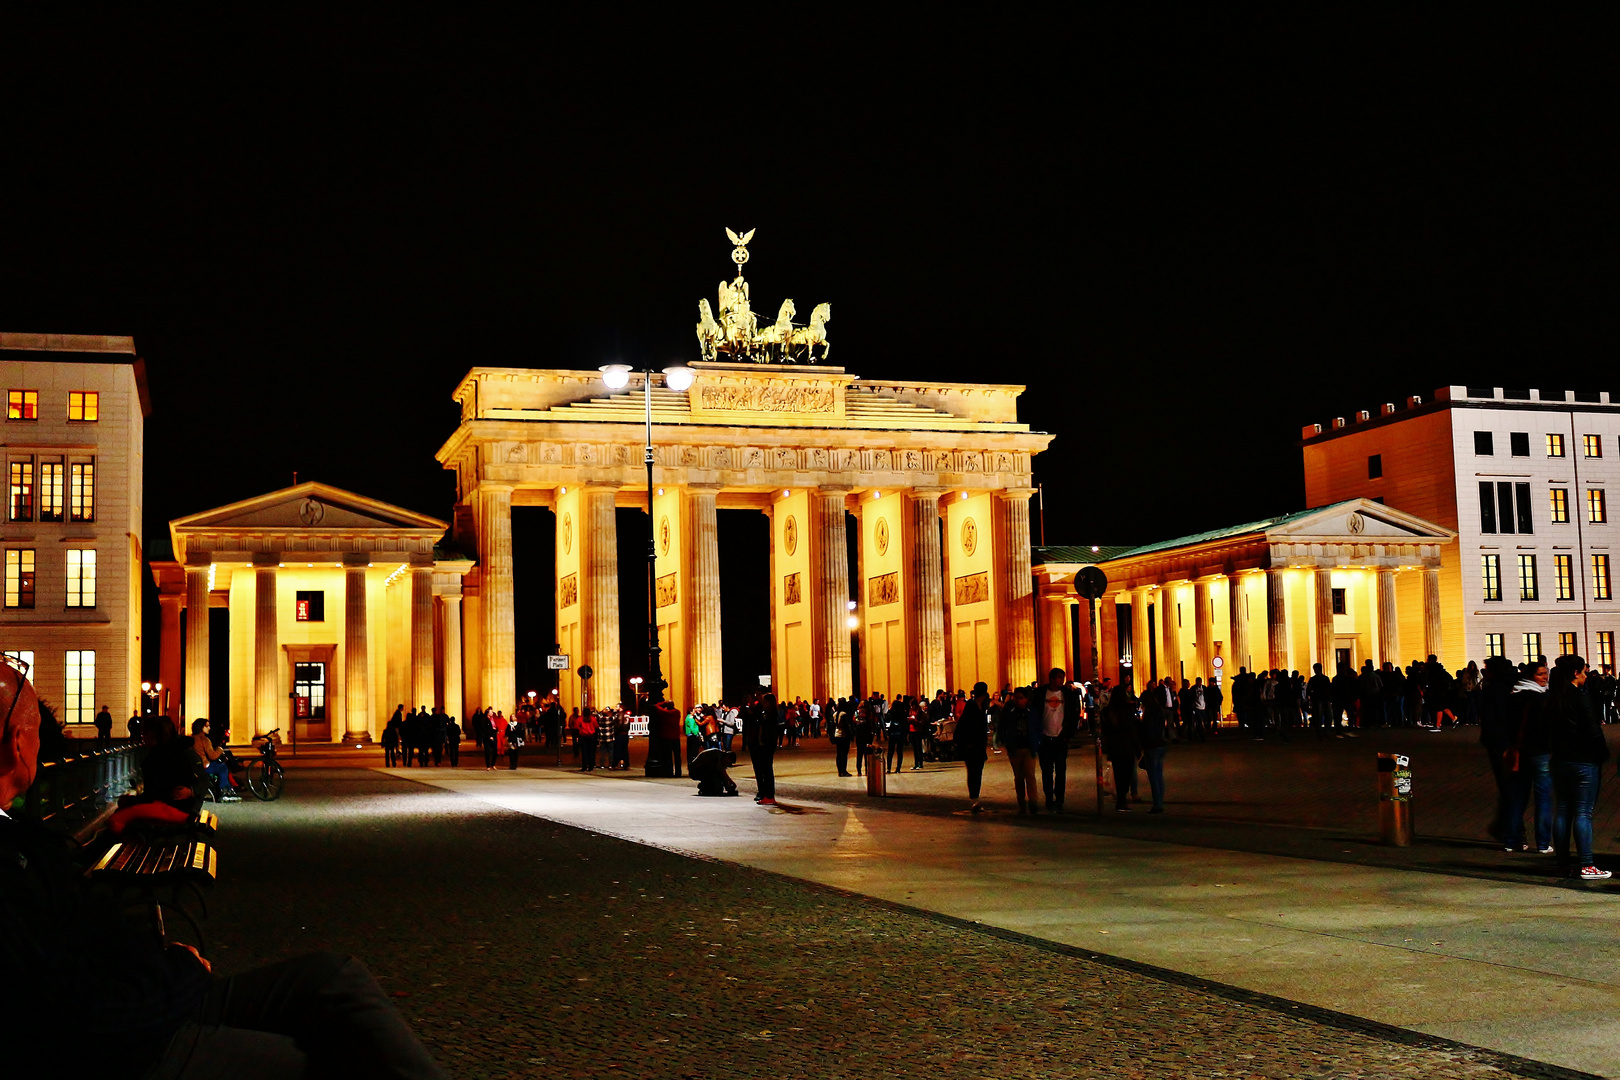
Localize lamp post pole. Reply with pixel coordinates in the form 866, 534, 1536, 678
643, 369, 664, 711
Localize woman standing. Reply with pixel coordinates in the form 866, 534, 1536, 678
684, 708, 703, 770
578, 709, 599, 772
1549, 655, 1611, 879
488, 711, 507, 771
853, 702, 874, 777
1102, 686, 1142, 812
505, 714, 523, 770
957, 682, 991, 812
996, 686, 1042, 814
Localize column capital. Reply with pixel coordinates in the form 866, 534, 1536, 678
994, 487, 1037, 502
251, 552, 281, 569
685, 481, 724, 492
184, 554, 212, 570
341, 552, 371, 569
814, 484, 853, 496
905, 486, 945, 499
408, 553, 435, 569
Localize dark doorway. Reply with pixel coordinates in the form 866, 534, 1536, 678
719, 509, 769, 702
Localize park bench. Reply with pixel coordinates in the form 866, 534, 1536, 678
88, 809, 220, 954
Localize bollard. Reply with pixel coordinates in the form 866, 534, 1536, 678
1377, 752, 1413, 846
865, 749, 887, 796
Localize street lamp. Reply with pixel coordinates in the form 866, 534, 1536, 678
598, 362, 697, 716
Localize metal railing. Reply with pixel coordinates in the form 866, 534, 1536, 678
19, 741, 142, 833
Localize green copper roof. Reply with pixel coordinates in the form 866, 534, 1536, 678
1107, 500, 1365, 560
1032, 544, 1136, 564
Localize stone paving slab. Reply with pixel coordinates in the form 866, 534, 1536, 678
402, 764, 1620, 1077
204, 769, 1594, 1080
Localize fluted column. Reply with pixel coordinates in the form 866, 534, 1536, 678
685, 485, 723, 705
478, 486, 515, 716
1041, 596, 1069, 678
1266, 567, 1288, 673
905, 490, 946, 697
1130, 586, 1151, 691
183, 561, 211, 722
410, 563, 434, 709
159, 593, 183, 712
1377, 568, 1400, 666
810, 488, 852, 702
253, 555, 280, 736
1193, 577, 1214, 681
1314, 568, 1335, 672
1422, 568, 1442, 661
441, 594, 464, 721
581, 485, 621, 708
343, 555, 371, 743
1227, 574, 1250, 672
994, 489, 1036, 692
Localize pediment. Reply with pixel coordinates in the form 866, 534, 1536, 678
1265, 499, 1453, 542
172, 482, 447, 535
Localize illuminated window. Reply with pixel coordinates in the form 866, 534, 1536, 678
7, 390, 37, 420
1518, 554, 1538, 601
1560, 631, 1579, 658
1, 651, 34, 676
1555, 554, 1574, 600
4, 550, 35, 609
1599, 631, 1616, 672
1593, 554, 1612, 601
37, 460, 63, 522
1482, 554, 1502, 601
295, 590, 325, 622
1590, 489, 1607, 524
8, 459, 32, 522
1547, 433, 1566, 457
1585, 435, 1603, 458
65, 549, 95, 608
1485, 632, 1505, 658
67, 391, 98, 422
68, 461, 93, 522
1550, 488, 1569, 524
293, 662, 327, 719
63, 650, 95, 725
1522, 633, 1542, 666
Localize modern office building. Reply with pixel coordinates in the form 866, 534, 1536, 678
0, 333, 149, 731
1302, 386, 1620, 671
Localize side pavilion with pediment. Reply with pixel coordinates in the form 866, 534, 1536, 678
436, 361, 1055, 717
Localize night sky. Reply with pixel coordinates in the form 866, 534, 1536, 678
3, 13, 1615, 701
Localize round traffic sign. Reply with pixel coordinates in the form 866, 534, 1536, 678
1075, 566, 1109, 600
578, 664, 593, 680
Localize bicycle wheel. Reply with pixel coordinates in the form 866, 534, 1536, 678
248, 760, 286, 801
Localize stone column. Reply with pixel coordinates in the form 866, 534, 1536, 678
905, 490, 946, 696
851, 504, 865, 697
810, 488, 852, 702
183, 560, 210, 722
1423, 568, 1442, 661
478, 486, 516, 717
1314, 568, 1335, 671
441, 593, 464, 722
581, 485, 621, 709
1130, 586, 1151, 691
1266, 567, 1288, 672
1227, 574, 1250, 673
1193, 578, 1214, 681
1377, 568, 1400, 666
685, 485, 723, 705
343, 554, 371, 743
410, 561, 434, 709
1041, 596, 1069, 679
253, 554, 280, 736
994, 489, 1037, 692
159, 593, 183, 712
1160, 585, 1180, 682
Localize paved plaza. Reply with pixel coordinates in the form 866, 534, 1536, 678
203, 730, 1620, 1078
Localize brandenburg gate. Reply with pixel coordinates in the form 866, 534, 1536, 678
436, 232, 1054, 717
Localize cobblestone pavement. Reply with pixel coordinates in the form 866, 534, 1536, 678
205, 770, 1595, 1080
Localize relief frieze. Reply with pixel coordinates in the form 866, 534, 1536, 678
698, 385, 836, 414
868, 571, 899, 607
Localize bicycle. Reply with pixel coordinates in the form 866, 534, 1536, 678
210, 729, 285, 802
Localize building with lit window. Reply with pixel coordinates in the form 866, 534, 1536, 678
1301, 386, 1620, 672
0, 333, 149, 730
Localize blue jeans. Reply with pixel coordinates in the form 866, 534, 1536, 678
1553, 760, 1602, 867
1143, 746, 1166, 811
1505, 753, 1553, 850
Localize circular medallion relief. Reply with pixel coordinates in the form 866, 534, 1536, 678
298, 498, 325, 527
1346, 511, 1366, 535
563, 513, 573, 554
659, 515, 671, 556
961, 517, 978, 557
875, 516, 890, 556
784, 515, 798, 556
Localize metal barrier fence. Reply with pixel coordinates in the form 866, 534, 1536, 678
20, 741, 142, 832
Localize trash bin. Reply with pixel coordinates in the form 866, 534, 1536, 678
865, 750, 887, 796
1377, 752, 1413, 846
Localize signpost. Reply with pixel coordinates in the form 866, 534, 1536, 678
1073, 566, 1110, 816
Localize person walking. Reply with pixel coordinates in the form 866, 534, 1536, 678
382, 711, 402, 767
958, 682, 991, 812
745, 692, 781, 806
1139, 683, 1169, 814
853, 702, 874, 777
444, 715, 461, 767
505, 715, 523, 769
831, 699, 853, 777
996, 686, 1041, 814
1548, 655, 1611, 879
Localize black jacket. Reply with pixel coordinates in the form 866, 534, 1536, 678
1548, 684, 1609, 765
955, 700, 989, 760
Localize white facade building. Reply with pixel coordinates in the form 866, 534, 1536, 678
0, 333, 148, 731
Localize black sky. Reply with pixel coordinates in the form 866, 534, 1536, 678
2, 12, 1616, 697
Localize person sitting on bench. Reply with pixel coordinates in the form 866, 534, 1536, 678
0, 663, 447, 1079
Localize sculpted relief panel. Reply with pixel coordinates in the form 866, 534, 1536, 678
698, 384, 836, 414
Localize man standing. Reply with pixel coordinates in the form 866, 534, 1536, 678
1038, 668, 1081, 812
93, 704, 112, 748
1307, 663, 1332, 732
744, 692, 781, 806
